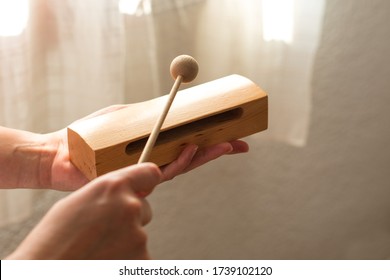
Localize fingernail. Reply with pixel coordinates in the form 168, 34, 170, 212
226, 143, 233, 153
190, 146, 199, 159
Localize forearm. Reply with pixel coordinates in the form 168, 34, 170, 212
0, 126, 55, 189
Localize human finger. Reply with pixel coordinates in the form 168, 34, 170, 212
181, 142, 234, 173
160, 144, 198, 181
137, 198, 153, 226
102, 162, 163, 197
226, 140, 249, 154
78, 104, 129, 121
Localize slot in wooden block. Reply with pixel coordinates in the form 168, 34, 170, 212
68, 74, 268, 180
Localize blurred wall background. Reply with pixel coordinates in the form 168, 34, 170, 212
1, 0, 390, 259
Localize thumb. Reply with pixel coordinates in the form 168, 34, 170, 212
115, 163, 163, 197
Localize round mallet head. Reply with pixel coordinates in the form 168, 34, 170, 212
170, 55, 199, 83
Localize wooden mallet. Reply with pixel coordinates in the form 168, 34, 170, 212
137, 54, 199, 163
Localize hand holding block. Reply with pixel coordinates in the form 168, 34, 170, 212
67, 74, 268, 180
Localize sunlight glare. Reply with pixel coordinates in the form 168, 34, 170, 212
262, 0, 294, 43
0, 0, 29, 37
118, 0, 151, 16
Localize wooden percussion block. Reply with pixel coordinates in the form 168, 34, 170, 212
67, 74, 268, 180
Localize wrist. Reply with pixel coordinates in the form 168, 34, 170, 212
13, 132, 56, 189
0, 127, 57, 189
37, 132, 60, 189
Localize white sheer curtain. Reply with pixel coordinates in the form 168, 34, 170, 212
0, 0, 324, 228
0, 0, 126, 227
